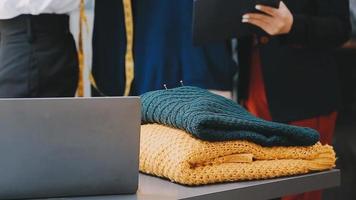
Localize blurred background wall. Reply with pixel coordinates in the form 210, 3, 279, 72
324, 1, 356, 199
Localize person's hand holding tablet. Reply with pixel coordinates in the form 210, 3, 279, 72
242, 1, 293, 36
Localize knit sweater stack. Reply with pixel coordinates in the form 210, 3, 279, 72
139, 87, 336, 185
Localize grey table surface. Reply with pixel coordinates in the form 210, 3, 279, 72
46, 169, 340, 200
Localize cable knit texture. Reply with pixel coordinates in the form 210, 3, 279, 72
140, 124, 336, 186
141, 86, 320, 146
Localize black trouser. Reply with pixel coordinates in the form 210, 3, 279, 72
0, 14, 79, 98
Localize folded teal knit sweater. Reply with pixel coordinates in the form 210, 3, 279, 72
141, 86, 320, 146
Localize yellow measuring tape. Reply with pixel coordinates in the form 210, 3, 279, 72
77, 0, 87, 97
122, 0, 135, 96
77, 0, 135, 96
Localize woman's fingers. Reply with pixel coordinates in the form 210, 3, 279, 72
243, 13, 274, 24
242, 17, 274, 34
242, 1, 293, 36
255, 4, 279, 17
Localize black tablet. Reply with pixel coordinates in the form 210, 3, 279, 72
192, 0, 280, 45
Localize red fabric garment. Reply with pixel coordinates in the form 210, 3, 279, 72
245, 46, 272, 121
244, 47, 338, 200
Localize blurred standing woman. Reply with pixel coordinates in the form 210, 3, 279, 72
92, 0, 237, 97
238, 1, 351, 200
0, 0, 79, 98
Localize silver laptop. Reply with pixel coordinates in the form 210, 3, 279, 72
0, 97, 141, 199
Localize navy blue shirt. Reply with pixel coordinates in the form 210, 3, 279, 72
92, 0, 237, 96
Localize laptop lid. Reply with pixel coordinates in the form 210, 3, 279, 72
192, 0, 280, 45
0, 97, 141, 199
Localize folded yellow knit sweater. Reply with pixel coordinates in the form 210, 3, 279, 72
140, 124, 336, 186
